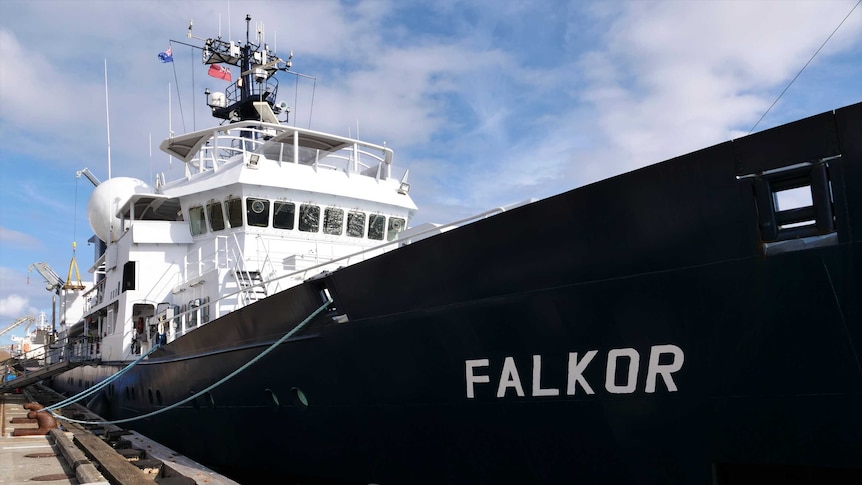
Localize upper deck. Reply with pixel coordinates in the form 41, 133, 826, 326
159, 118, 404, 186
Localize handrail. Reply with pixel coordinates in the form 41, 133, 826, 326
1, 334, 100, 375
178, 123, 395, 179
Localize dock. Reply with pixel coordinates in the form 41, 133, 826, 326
1, 386, 239, 485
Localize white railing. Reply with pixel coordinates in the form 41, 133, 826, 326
82, 278, 107, 313
168, 122, 402, 182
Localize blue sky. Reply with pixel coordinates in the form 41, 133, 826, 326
1, 0, 860, 345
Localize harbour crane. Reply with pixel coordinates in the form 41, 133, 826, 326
29, 260, 84, 334
0, 315, 36, 339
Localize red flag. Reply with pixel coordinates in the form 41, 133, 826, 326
208, 64, 232, 81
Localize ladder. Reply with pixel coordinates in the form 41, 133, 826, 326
235, 270, 267, 304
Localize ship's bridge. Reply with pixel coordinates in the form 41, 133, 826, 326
159, 120, 401, 185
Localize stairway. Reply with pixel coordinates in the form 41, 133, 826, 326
0, 358, 96, 393
235, 270, 267, 303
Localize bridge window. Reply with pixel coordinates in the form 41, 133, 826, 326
208, 201, 225, 231
226, 198, 243, 227
189, 206, 207, 236
387, 217, 406, 241
273, 202, 296, 230
368, 214, 385, 240
246, 198, 270, 227
324, 208, 344, 235
346, 211, 365, 238
299, 204, 320, 232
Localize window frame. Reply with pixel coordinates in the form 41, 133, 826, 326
368, 214, 385, 240
299, 204, 321, 233
207, 200, 226, 232
189, 206, 207, 236
246, 197, 271, 228
323, 207, 345, 235
273, 201, 296, 230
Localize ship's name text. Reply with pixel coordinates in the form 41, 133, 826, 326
465, 344, 684, 398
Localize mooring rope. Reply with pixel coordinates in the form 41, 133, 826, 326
47, 298, 331, 425
44, 344, 160, 412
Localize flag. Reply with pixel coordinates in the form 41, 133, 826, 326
158, 47, 173, 63
208, 64, 232, 81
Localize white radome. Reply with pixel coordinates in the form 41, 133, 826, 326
87, 177, 151, 242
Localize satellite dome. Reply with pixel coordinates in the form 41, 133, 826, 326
87, 177, 151, 242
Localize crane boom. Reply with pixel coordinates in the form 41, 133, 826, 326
28, 262, 64, 290
0, 315, 35, 338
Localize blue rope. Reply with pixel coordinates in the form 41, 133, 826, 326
50, 299, 331, 425
44, 344, 160, 412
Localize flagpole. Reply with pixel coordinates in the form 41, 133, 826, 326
104, 59, 112, 180
191, 47, 196, 131
104, 58, 113, 243
168, 82, 173, 171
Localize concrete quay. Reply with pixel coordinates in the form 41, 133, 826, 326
1, 387, 239, 485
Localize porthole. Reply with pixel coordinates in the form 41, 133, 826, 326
291, 387, 309, 410
265, 389, 280, 408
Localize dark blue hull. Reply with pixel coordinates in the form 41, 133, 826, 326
51, 103, 862, 484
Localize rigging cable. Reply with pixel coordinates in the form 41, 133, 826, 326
309, 76, 317, 129
748, 0, 861, 134
169, 41, 187, 133
191, 44, 196, 131
294, 73, 299, 127
73, 175, 78, 245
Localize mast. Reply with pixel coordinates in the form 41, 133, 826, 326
242, 14, 252, 104
195, 13, 293, 124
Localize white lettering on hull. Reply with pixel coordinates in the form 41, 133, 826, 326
465, 359, 489, 399
567, 350, 597, 395
465, 344, 684, 399
606, 348, 639, 394
497, 357, 525, 397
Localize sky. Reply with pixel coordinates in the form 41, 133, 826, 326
0, 0, 860, 345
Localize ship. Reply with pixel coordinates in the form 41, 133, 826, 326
25, 15, 862, 485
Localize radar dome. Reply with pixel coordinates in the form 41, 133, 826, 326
87, 177, 151, 242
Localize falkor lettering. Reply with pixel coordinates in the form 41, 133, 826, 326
465, 344, 684, 398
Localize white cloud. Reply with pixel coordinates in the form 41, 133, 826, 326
0, 227, 41, 247
579, 0, 862, 170
404, 0, 862, 221
0, 267, 51, 324
0, 293, 29, 319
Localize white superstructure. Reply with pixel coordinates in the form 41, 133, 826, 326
77, 121, 416, 361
